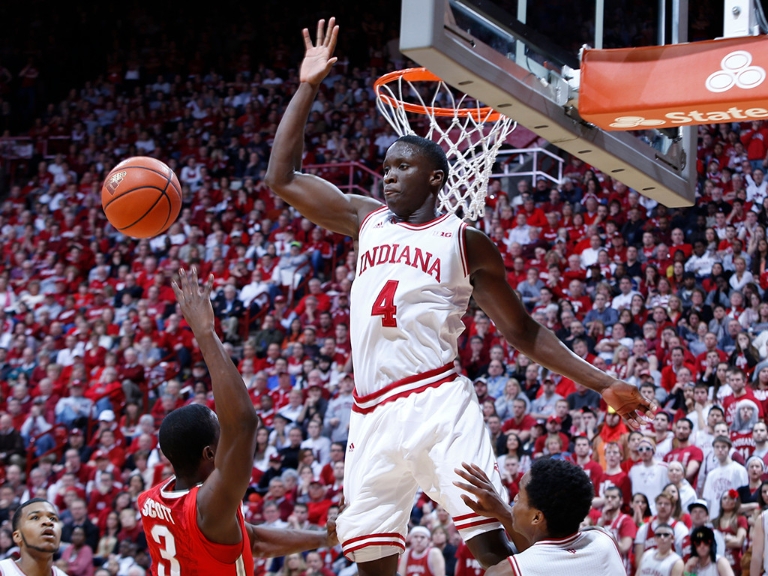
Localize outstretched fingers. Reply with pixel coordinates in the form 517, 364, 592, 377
453, 462, 490, 491
188, 266, 200, 292
302, 28, 313, 50
201, 273, 214, 300
325, 17, 338, 50
316, 19, 325, 47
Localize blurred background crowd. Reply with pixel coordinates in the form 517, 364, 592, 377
0, 0, 766, 575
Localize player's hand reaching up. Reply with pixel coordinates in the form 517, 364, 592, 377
454, 463, 508, 521
300, 18, 339, 87
602, 379, 658, 430
171, 267, 215, 336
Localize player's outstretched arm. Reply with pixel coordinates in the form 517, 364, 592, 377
246, 496, 342, 556
245, 524, 334, 558
465, 229, 656, 429
264, 18, 381, 238
172, 268, 259, 544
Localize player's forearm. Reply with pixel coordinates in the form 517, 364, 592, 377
248, 524, 330, 557
265, 82, 319, 188
194, 327, 259, 427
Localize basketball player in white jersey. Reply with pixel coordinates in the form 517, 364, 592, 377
1, 498, 67, 576
265, 17, 655, 576
398, 526, 446, 576
454, 459, 625, 575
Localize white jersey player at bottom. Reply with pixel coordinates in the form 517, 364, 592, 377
505, 528, 625, 575
0, 558, 67, 575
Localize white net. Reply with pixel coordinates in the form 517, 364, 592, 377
375, 69, 516, 221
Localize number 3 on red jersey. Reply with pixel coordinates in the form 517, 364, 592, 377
371, 280, 399, 327
151, 525, 181, 576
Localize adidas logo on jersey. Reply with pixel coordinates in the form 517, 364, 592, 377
348, 443, 355, 453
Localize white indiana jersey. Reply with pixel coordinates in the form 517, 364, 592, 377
506, 528, 625, 575
0, 558, 67, 575
636, 550, 683, 576
351, 208, 471, 398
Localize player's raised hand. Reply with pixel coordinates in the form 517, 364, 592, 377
171, 267, 214, 336
300, 17, 339, 87
601, 379, 658, 430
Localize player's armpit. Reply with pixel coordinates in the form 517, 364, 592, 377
245, 523, 330, 557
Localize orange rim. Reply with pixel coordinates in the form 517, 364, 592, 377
374, 67, 502, 122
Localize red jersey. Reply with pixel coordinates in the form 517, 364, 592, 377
730, 430, 756, 460
403, 548, 436, 576
604, 512, 637, 575
578, 459, 604, 488
597, 470, 633, 509
455, 542, 484, 576
663, 445, 704, 489
138, 477, 254, 576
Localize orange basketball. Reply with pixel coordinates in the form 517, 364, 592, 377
101, 156, 182, 239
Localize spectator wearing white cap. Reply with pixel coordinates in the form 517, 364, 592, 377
398, 526, 445, 576
736, 455, 767, 516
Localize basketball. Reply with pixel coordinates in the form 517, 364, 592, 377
101, 156, 182, 239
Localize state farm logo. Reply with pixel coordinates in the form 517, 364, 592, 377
609, 116, 666, 129
706, 50, 765, 93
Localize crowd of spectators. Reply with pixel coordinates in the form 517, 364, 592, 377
0, 2, 765, 576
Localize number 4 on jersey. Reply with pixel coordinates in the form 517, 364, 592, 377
371, 280, 399, 327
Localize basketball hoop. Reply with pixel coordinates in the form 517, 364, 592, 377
374, 67, 516, 221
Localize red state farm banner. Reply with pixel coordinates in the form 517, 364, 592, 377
579, 35, 768, 130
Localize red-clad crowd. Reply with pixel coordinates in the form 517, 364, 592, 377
1, 2, 768, 576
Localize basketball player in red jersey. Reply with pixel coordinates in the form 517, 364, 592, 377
265, 18, 655, 576
138, 268, 336, 575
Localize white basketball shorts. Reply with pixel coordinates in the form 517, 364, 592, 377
337, 372, 504, 563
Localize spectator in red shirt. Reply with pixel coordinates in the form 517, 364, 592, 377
519, 196, 547, 228
660, 346, 697, 393
501, 398, 536, 442
87, 470, 120, 519
304, 479, 333, 527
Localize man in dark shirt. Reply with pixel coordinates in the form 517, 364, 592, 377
60, 497, 100, 552
567, 381, 602, 410
279, 426, 304, 470
0, 413, 26, 467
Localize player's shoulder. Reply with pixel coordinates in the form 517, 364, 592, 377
578, 526, 617, 545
